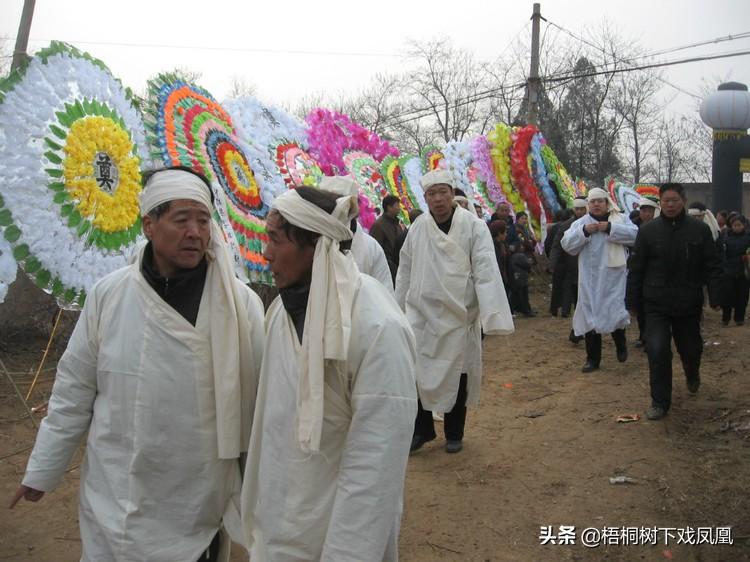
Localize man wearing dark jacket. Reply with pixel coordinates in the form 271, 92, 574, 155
550, 198, 587, 322
369, 195, 403, 283
626, 183, 722, 421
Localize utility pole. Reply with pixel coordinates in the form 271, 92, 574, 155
527, 3, 544, 127
11, 0, 36, 72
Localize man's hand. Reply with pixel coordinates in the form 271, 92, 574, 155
584, 223, 600, 234
9, 485, 44, 509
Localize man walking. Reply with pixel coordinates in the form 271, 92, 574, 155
241, 186, 417, 561
11, 167, 265, 561
396, 169, 514, 454
627, 183, 722, 420
369, 194, 404, 283
561, 187, 638, 372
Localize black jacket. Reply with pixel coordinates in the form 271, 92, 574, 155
721, 229, 750, 278
626, 211, 722, 316
549, 216, 578, 280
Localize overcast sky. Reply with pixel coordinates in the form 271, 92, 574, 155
1, 0, 749, 120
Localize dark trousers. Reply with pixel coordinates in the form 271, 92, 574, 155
512, 286, 531, 315
550, 268, 565, 314
414, 374, 468, 441
645, 310, 702, 411
636, 305, 646, 342
584, 328, 626, 365
560, 280, 577, 317
721, 275, 749, 323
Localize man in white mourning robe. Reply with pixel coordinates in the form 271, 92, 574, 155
318, 176, 394, 295
10, 167, 265, 562
395, 169, 514, 455
561, 187, 638, 372
240, 186, 417, 561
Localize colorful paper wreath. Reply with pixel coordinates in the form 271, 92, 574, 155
144, 75, 270, 282
342, 150, 388, 210
487, 123, 523, 212
306, 108, 399, 176
466, 166, 495, 219
530, 133, 562, 218
510, 126, 544, 224
471, 136, 506, 206
275, 141, 323, 189
442, 141, 473, 196
540, 144, 576, 208
400, 156, 427, 212
635, 184, 660, 202
607, 177, 641, 213
381, 156, 414, 223
0, 42, 150, 307
420, 145, 444, 173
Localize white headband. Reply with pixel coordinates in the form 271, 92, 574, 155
140, 169, 213, 216
573, 198, 588, 209
421, 168, 454, 190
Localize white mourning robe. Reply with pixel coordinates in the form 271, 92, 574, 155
22, 263, 265, 562
350, 226, 394, 295
241, 275, 417, 562
561, 213, 638, 336
395, 206, 514, 412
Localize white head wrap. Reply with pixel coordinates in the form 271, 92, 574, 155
420, 169, 454, 190
688, 208, 720, 241
586, 187, 628, 267
572, 198, 588, 209
318, 176, 360, 221
138, 169, 257, 459
272, 189, 360, 453
638, 197, 661, 218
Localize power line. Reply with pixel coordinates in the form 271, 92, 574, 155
0, 36, 402, 58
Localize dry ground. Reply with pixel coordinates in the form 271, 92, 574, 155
1, 287, 748, 561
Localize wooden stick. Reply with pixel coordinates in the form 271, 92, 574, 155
25, 308, 62, 401
0, 357, 38, 429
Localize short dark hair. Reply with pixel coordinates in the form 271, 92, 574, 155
143, 165, 215, 220
516, 211, 527, 220
659, 182, 685, 199
382, 195, 400, 211
454, 188, 467, 198
717, 210, 729, 219
408, 209, 423, 223
489, 220, 507, 237
688, 201, 707, 211
271, 187, 351, 251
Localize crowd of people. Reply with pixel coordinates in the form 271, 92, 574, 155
8, 166, 749, 561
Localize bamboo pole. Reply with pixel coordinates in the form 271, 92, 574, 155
25, 308, 62, 401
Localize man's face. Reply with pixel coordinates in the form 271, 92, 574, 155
660, 190, 685, 218
573, 206, 587, 219
385, 202, 401, 218
474, 205, 483, 218
497, 204, 510, 220
731, 219, 745, 234
588, 198, 608, 216
517, 215, 528, 227
142, 199, 211, 277
424, 183, 454, 221
639, 206, 655, 224
263, 212, 315, 289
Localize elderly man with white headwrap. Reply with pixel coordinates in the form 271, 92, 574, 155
318, 176, 394, 295
240, 186, 416, 561
396, 169, 514, 455
561, 187, 638, 372
10, 167, 265, 561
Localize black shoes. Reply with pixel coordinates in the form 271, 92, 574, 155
445, 440, 463, 454
581, 361, 600, 373
616, 347, 628, 363
569, 330, 583, 344
646, 405, 667, 420
686, 376, 700, 394
410, 434, 435, 453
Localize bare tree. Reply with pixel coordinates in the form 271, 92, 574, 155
224, 75, 257, 100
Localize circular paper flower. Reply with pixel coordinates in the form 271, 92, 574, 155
488, 123, 524, 212
381, 156, 418, 223
635, 184, 660, 201
144, 75, 270, 282
0, 42, 150, 307
343, 151, 388, 210
421, 145, 444, 172
276, 142, 323, 189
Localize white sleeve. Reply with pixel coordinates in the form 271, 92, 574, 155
561, 219, 589, 256
471, 221, 514, 335
608, 220, 639, 246
368, 238, 395, 296
394, 230, 412, 311
320, 317, 417, 561
22, 293, 100, 491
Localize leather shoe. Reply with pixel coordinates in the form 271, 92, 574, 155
686, 376, 700, 394
445, 440, 463, 454
569, 330, 583, 344
646, 405, 667, 420
581, 361, 600, 373
616, 347, 628, 363
410, 434, 435, 453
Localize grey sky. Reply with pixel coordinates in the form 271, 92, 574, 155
2, 0, 749, 120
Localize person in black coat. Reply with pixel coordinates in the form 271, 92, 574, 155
550, 198, 588, 320
547, 208, 572, 316
719, 215, 750, 326
626, 183, 722, 421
